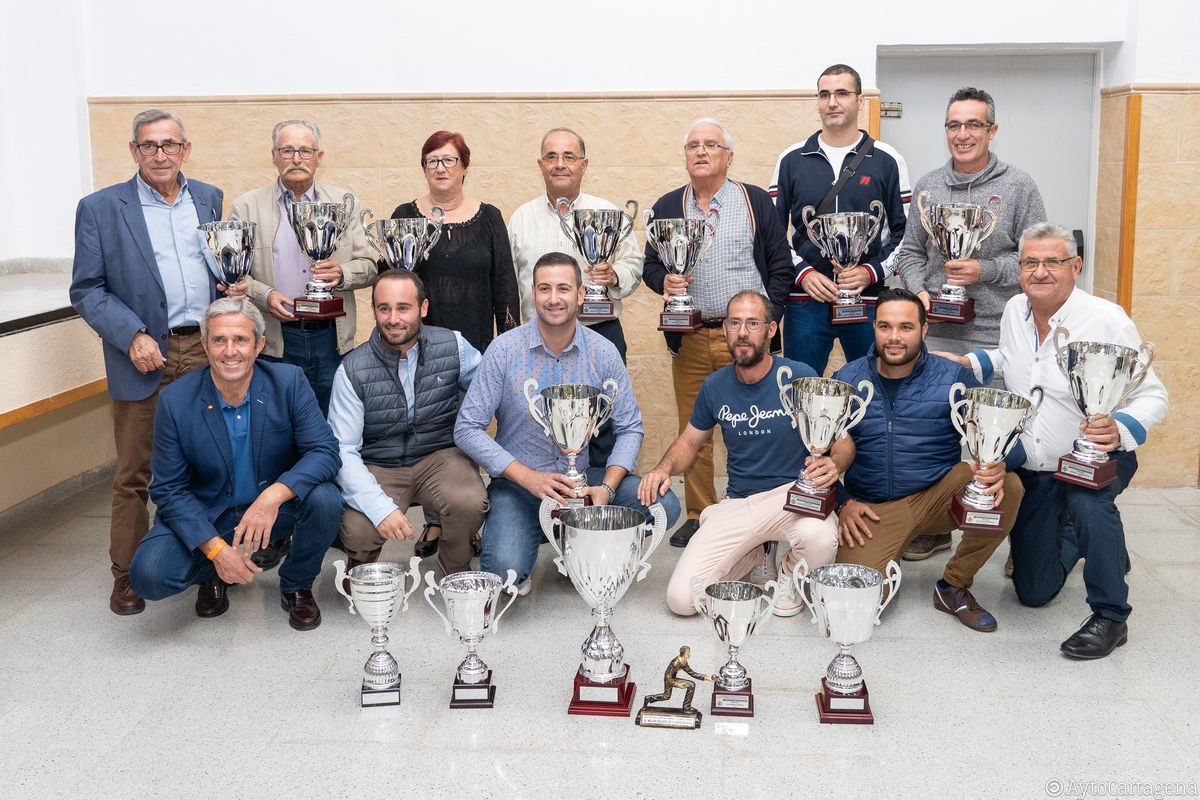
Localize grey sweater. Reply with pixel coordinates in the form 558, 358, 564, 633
895, 153, 1046, 345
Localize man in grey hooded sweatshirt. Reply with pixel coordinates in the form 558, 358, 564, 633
894, 87, 1046, 357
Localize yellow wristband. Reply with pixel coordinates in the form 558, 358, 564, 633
206, 540, 227, 561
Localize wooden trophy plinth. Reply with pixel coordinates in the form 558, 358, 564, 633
293, 294, 346, 320
1055, 453, 1118, 490
659, 309, 702, 333
927, 296, 975, 324
450, 670, 496, 709
569, 665, 637, 717
550, 492, 592, 520
784, 484, 836, 519
361, 677, 402, 708
816, 678, 874, 725
829, 301, 869, 325
949, 493, 1004, 533
580, 299, 616, 322
711, 678, 755, 717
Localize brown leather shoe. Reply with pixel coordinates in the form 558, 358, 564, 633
903, 532, 953, 561
933, 579, 998, 632
195, 578, 230, 618
110, 575, 145, 616
281, 589, 321, 631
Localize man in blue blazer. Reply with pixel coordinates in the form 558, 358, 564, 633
70, 109, 225, 615
129, 298, 342, 630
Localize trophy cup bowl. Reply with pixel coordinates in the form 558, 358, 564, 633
644, 210, 715, 333
1052, 326, 1156, 489
691, 578, 776, 716
916, 191, 1003, 323
332, 556, 422, 707
197, 220, 256, 287
540, 501, 668, 716
557, 199, 637, 321
793, 559, 901, 724
287, 192, 354, 319
948, 382, 1042, 530
801, 200, 884, 325
777, 376, 873, 517
524, 379, 617, 509
424, 568, 518, 708
362, 205, 444, 271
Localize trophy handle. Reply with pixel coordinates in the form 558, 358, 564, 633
360, 209, 383, 258
875, 560, 902, 624
490, 569, 520, 634
523, 378, 550, 436
554, 196, 576, 241
423, 206, 445, 259
539, 497, 569, 577
978, 194, 1004, 245
642, 208, 654, 231
756, 579, 778, 629
689, 575, 709, 617
1125, 341, 1157, 397
842, 379, 874, 435
422, 571, 453, 636
637, 503, 668, 580
617, 200, 639, 246
699, 220, 717, 261
1020, 386, 1045, 432
791, 558, 816, 624
865, 199, 885, 245
801, 206, 825, 255
948, 381, 969, 443
1051, 326, 1072, 378
915, 190, 935, 239
332, 559, 355, 614
398, 555, 423, 613
593, 378, 619, 435
777, 371, 796, 428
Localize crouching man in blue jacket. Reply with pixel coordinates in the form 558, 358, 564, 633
829, 288, 1024, 632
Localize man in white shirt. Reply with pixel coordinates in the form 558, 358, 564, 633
950, 222, 1168, 659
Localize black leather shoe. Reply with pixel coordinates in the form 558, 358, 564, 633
195, 579, 229, 618
414, 522, 441, 559
670, 518, 700, 548
281, 589, 322, 631
251, 537, 291, 570
1060, 613, 1128, 659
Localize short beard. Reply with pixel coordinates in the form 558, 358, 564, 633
379, 323, 419, 350
731, 338, 768, 368
879, 343, 920, 367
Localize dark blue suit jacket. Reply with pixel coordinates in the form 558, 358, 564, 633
149, 361, 340, 551
70, 174, 224, 401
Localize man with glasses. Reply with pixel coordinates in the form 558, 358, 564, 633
893, 87, 1046, 561
71, 109, 224, 615
643, 118, 793, 547
944, 224, 1167, 658
639, 291, 837, 617
769, 63, 911, 376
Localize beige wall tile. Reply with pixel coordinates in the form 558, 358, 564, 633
1136, 162, 1200, 230
1097, 95, 1127, 165
1131, 229, 1176, 298
1132, 426, 1199, 487
1094, 162, 1124, 229
1137, 94, 1181, 164
1179, 95, 1200, 163
1092, 225, 1120, 295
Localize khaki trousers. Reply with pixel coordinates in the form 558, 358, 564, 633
671, 327, 733, 520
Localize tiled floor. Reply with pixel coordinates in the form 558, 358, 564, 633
2, 480, 1198, 799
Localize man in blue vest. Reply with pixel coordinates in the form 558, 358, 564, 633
328, 269, 487, 575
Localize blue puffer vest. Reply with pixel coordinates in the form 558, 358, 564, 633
833, 346, 970, 504
342, 325, 460, 468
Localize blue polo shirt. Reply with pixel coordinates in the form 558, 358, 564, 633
220, 395, 258, 506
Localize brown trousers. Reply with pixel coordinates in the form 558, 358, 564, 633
339, 447, 487, 574
109, 333, 207, 578
671, 326, 734, 520
836, 462, 1025, 588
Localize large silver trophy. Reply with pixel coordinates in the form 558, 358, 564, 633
424, 569, 518, 708
643, 210, 715, 333
197, 220, 256, 288
915, 191, 1003, 323
556, 199, 638, 321
802, 200, 884, 325
361, 206, 444, 270
524, 380, 617, 510
539, 501, 668, 716
1052, 326, 1156, 489
777, 372, 873, 517
690, 578, 776, 716
288, 193, 354, 319
949, 383, 1043, 530
332, 556, 422, 707
794, 559, 901, 724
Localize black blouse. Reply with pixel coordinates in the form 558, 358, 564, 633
389, 201, 519, 353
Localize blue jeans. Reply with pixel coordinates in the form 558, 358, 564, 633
129, 482, 343, 598
783, 299, 876, 375
272, 323, 340, 417
479, 467, 682, 584
1010, 452, 1137, 622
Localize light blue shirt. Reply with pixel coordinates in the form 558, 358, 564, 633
454, 320, 643, 479
328, 331, 481, 526
136, 172, 211, 328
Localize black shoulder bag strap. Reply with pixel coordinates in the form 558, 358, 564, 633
814, 134, 875, 217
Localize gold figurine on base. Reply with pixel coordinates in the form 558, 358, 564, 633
635, 646, 715, 730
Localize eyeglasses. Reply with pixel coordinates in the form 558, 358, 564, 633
684, 141, 731, 154
274, 146, 318, 160
423, 156, 461, 170
817, 89, 859, 103
1018, 257, 1074, 272
541, 152, 582, 164
944, 120, 992, 133
134, 141, 185, 156
723, 318, 768, 333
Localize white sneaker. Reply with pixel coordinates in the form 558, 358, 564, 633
745, 544, 778, 587
516, 578, 532, 597
772, 573, 803, 618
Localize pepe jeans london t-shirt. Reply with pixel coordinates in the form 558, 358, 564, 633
690, 356, 817, 499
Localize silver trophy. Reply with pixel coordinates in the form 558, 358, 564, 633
794, 559, 901, 724
288, 193, 354, 316
332, 556, 422, 707
643, 210, 715, 332
1052, 326, 1156, 488
915, 191, 1003, 322
556, 198, 637, 320
424, 568, 518, 708
801, 201, 884, 323
777, 374, 873, 517
524, 379, 617, 506
361, 206, 444, 270
540, 501, 668, 715
690, 578, 776, 716
197, 220, 256, 287
949, 383, 1043, 529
